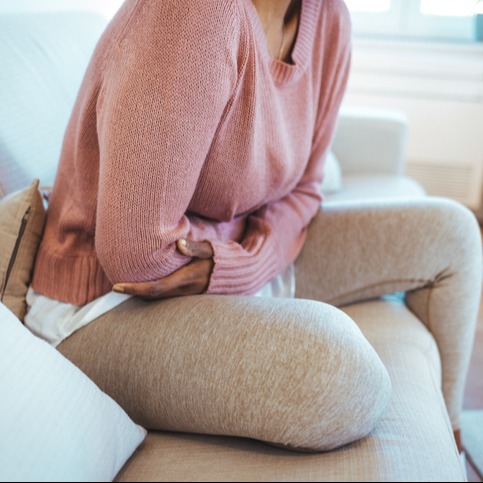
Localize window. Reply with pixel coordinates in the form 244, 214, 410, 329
345, 0, 391, 13
420, 0, 475, 17
348, 0, 478, 41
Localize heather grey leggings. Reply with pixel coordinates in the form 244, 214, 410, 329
59, 197, 482, 451
296, 197, 482, 431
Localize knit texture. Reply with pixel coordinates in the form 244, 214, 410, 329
32, 0, 352, 305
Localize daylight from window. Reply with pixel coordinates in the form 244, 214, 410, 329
345, 0, 391, 12
347, 0, 477, 16
420, 0, 476, 17
346, 0, 479, 41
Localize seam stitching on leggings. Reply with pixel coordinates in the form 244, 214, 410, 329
426, 286, 433, 334
425, 346, 465, 479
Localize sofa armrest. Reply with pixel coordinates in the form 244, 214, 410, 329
332, 107, 409, 177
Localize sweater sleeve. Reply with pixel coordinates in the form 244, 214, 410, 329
207, 10, 352, 295
95, 0, 239, 284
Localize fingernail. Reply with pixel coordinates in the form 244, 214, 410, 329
113, 285, 125, 294
179, 239, 188, 248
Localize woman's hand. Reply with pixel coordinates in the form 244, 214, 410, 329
112, 239, 214, 300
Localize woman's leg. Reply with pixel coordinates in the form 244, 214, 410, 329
58, 294, 391, 452
295, 197, 483, 431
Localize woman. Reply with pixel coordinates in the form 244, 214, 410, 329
25, 0, 481, 452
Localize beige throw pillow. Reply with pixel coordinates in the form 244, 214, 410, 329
0, 180, 46, 321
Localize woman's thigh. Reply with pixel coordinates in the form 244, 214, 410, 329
58, 294, 391, 451
295, 197, 481, 309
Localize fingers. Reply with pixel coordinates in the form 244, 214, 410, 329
177, 239, 214, 259
113, 280, 168, 299
113, 259, 214, 300
111, 240, 215, 301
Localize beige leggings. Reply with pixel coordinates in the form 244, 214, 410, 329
59, 198, 482, 451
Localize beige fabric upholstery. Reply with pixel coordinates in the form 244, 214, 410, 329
0, 180, 46, 320
115, 299, 465, 482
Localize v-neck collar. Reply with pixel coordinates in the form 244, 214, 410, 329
241, 0, 320, 85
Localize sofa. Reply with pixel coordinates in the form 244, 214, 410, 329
0, 8, 473, 483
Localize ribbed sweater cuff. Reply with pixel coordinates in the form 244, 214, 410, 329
206, 240, 280, 295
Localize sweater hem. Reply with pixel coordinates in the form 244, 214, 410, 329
32, 249, 113, 306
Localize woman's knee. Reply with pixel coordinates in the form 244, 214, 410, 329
420, 198, 481, 253
414, 199, 482, 289
260, 301, 392, 452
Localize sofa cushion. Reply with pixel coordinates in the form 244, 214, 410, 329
0, 180, 46, 321
115, 299, 465, 482
325, 175, 426, 203
0, 12, 107, 197
0, 302, 146, 482
321, 151, 343, 195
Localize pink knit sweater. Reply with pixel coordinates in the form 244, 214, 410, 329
32, 0, 351, 305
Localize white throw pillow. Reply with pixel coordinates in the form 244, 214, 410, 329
321, 151, 343, 195
0, 303, 146, 482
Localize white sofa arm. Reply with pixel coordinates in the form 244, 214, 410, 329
332, 107, 409, 176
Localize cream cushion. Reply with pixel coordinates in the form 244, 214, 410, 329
325, 175, 426, 203
0, 302, 146, 482
321, 151, 343, 195
0, 180, 46, 321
